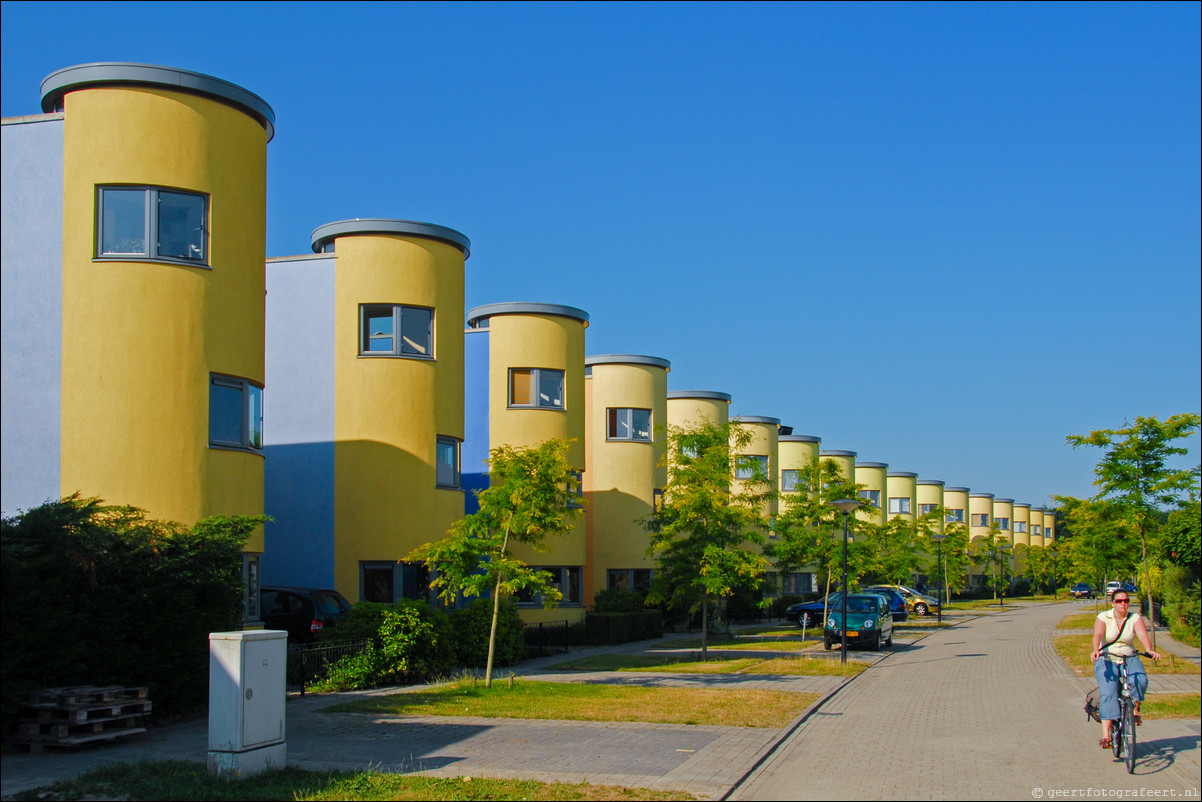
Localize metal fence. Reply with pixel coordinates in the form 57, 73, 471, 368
523, 620, 570, 656
286, 638, 371, 695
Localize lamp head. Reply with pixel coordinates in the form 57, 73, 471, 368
829, 498, 859, 516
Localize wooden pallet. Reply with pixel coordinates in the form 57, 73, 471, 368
10, 685, 150, 751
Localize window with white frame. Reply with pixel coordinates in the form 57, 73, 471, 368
1032, 525, 1042, 536
436, 436, 460, 488
607, 408, 651, 441
607, 569, 653, 592
860, 489, 881, 508
971, 513, 989, 527
509, 368, 564, 408
919, 503, 938, 516
945, 508, 965, 523
996, 517, 1010, 530
888, 497, 912, 515
209, 374, 263, 452
1015, 521, 1027, 533
736, 455, 768, 480
781, 469, 802, 492
360, 304, 433, 357
97, 186, 207, 264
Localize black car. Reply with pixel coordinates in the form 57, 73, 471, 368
1069, 583, 1095, 599
863, 587, 909, 623
260, 586, 353, 643
786, 590, 908, 627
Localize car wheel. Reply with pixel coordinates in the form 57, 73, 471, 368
823, 637, 832, 651
914, 602, 928, 617
871, 632, 881, 651
885, 632, 893, 648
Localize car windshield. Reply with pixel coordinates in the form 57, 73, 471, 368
312, 591, 351, 616
846, 598, 878, 613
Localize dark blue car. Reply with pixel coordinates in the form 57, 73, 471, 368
786, 588, 909, 627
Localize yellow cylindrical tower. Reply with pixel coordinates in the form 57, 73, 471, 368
886, 472, 917, 521
855, 462, 888, 525
992, 498, 1015, 545
45, 63, 273, 538
1043, 510, 1056, 543
1012, 503, 1031, 549
820, 450, 857, 484
916, 479, 946, 534
943, 487, 969, 529
1030, 507, 1046, 549
313, 219, 469, 601
583, 354, 670, 606
666, 390, 731, 428
466, 302, 588, 622
779, 435, 821, 510
969, 493, 994, 544
732, 415, 780, 526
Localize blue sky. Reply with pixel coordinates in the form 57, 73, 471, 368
3, 1, 1199, 507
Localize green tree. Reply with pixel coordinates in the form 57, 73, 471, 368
938, 521, 973, 599
864, 515, 922, 586
407, 438, 582, 687
971, 520, 1013, 604
1065, 412, 1200, 649
643, 421, 773, 658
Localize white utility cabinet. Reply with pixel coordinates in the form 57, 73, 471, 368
208, 629, 287, 778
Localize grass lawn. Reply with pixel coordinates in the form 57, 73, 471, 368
1057, 612, 1101, 629
325, 678, 819, 728
1052, 634, 1202, 677
4, 760, 699, 801
1141, 693, 1202, 720
546, 652, 868, 676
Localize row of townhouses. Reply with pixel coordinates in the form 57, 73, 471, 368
1, 63, 1054, 627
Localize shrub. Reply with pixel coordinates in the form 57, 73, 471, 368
590, 588, 647, 613
1, 495, 261, 729
313, 600, 455, 690
449, 598, 526, 668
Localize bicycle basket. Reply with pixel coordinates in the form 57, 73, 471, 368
1084, 686, 1101, 723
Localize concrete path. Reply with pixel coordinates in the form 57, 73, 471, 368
1, 603, 1198, 800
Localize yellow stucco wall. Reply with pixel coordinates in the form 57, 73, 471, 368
666, 395, 730, 428
1029, 507, 1046, 549
778, 438, 820, 512
820, 452, 856, 484
1012, 504, 1031, 549
733, 418, 779, 531
331, 234, 466, 598
1043, 511, 1056, 542
486, 313, 587, 571
969, 494, 994, 544
855, 464, 887, 525
886, 473, 917, 521
59, 86, 266, 550
583, 361, 668, 604
916, 482, 945, 534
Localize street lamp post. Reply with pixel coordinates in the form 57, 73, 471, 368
932, 532, 946, 625
829, 499, 859, 665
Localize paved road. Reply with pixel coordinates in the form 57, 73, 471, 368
1, 603, 1198, 800
731, 603, 1201, 800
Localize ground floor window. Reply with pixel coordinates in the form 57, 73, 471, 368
243, 552, 261, 623
361, 561, 396, 603
516, 566, 582, 605
607, 568, 653, 592
781, 572, 814, 594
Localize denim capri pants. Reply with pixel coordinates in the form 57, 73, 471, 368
1093, 655, 1148, 720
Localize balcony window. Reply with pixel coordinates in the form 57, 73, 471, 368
607, 408, 652, 441
971, 513, 990, 527
860, 489, 881, 508
1015, 521, 1028, 533
919, 503, 938, 516
888, 497, 912, 515
736, 455, 769, 481
781, 469, 801, 492
436, 436, 460, 488
360, 304, 433, 357
946, 508, 965, 523
996, 517, 1010, 530
98, 186, 207, 264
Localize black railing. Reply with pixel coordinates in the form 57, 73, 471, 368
523, 620, 570, 656
287, 638, 370, 695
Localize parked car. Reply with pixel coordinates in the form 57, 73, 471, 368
867, 584, 940, 617
1069, 583, 1096, 599
260, 586, 353, 643
823, 593, 894, 651
861, 586, 910, 623
786, 594, 840, 628
1104, 581, 1137, 598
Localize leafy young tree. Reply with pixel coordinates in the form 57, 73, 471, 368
643, 421, 773, 658
938, 521, 973, 599
1065, 411, 1200, 649
407, 438, 582, 687
1056, 496, 1140, 591
971, 520, 1013, 605
864, 515, 922, 586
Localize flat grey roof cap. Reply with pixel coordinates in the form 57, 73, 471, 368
312, 219, 470, 257
733, 415, 781, 426
857, 462, 889, 469
1014, 502, 1031, 508
820, 450, 857, 457
970, 492, 995, 498
585, 354, 670, 370
41, 62, 275, 141
467, 302, 588, 327
994, 498, 1014, 503
888, 471, 918, 478
667, 390, 731, 402
945, 487, 970, 493
917, 479, 945, 485
780, 434, 821, 443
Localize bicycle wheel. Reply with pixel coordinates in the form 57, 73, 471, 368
1111, 718, 1123, 758
1123, 700, 1137, 773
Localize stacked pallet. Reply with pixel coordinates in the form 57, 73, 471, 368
12, 685, 150, 751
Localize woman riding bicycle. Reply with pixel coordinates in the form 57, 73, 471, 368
1090, 590, 1160, 749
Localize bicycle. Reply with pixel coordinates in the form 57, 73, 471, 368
1100, 648, 1152, 774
